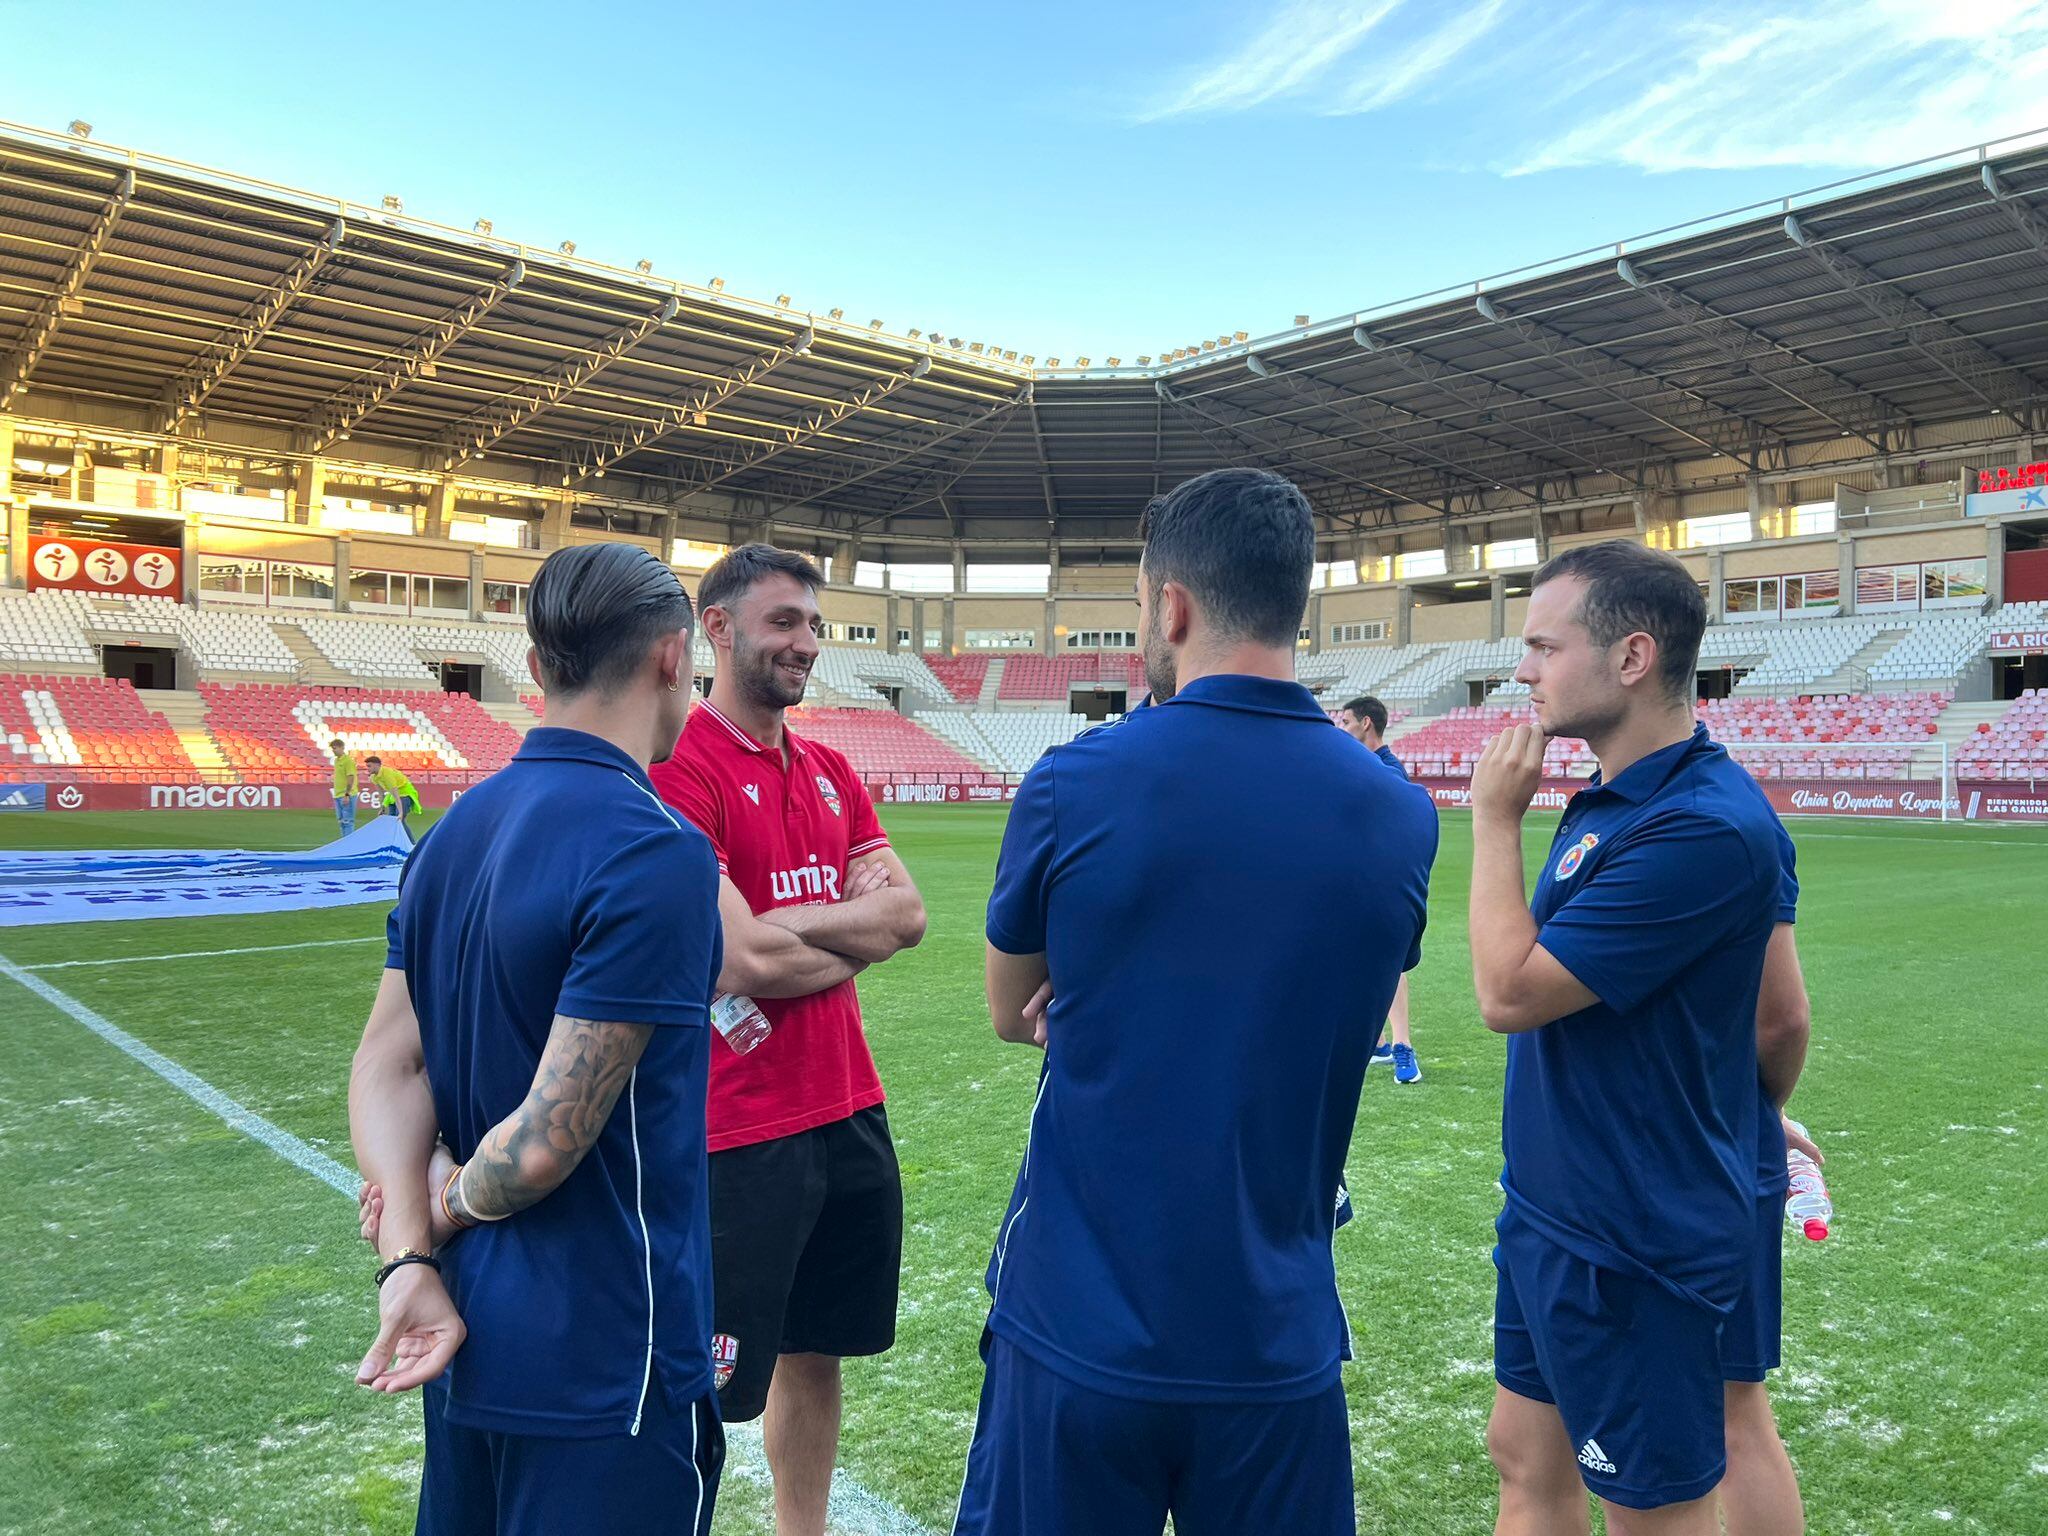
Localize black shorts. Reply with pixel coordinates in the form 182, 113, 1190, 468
708, 1103, 903, 1421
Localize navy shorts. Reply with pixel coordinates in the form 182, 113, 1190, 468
417, 1382, 723, 1536
954, 1328, 1354, 1536
1720, 1190, 1785, 1383
1493, 1210, 1726, 1510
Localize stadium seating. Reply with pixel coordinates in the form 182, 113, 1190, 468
1868, 600, 2048, 684
923, 653, 991, 703
1392, 706, 1593, 779
784, 708, 987, 776
410, 621, 533, 693
0, 591, 99, 666
807, 647, 951, 709
296, 617, 439, 684
917, 711, 1091, 774
197, 684, 524, 778
997, 652, 1145, 702
0, 676, 195, 779
1959, 690, 2048, 778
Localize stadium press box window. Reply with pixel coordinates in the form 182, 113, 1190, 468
1065, 631, 1136, 649
268, 563, 335, 607
1331, 621, 1389, 644
482, 581, 528, 619
965, 629, 1037, 649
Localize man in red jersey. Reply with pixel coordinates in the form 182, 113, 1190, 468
651, 544, 926, 1536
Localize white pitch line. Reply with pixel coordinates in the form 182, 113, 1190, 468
1792, 831, 2048, 848
0, 950, 937, 1536
24, 936, 386, 970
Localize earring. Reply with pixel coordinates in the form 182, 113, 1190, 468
667, 677, 681, 692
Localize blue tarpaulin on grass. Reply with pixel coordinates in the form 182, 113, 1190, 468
0, 819, 412, 928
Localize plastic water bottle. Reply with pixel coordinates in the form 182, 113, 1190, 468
710, 993, 773, 1054
1784, 1119, 1832, 1241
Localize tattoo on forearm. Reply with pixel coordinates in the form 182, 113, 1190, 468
447, 1015, 651, 1224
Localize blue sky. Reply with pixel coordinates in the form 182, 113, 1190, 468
5, 0, 2047, 359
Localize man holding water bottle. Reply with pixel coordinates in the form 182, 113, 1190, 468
651, 543, 926, 1536
1470, 541, 1796, 1536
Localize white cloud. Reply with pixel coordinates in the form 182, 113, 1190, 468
1136, 0, 1402, 122
1138, 0, 2048, 178
1327, 0, 1510, 114
1512, 1, 2048, 174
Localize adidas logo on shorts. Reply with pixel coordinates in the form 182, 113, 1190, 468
1577, 1439, 1618, 1475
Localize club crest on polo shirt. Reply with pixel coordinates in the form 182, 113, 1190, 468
815, 773, 842, 816
1554, 830, 1599, 881
711, 1332, 739, 1391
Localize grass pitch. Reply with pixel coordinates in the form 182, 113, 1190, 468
1, 806, 2044, 1534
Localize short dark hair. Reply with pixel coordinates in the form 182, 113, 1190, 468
1532, 540, 1705, 701
329, 738, 345, 750
1343, 696, 1388, 735
1138, 468, 1315, 647
697, 543, 824, 617
363, 755, 381, 767
526, 542, 694, 697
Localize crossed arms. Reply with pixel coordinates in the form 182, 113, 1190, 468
715, 848, 927, 997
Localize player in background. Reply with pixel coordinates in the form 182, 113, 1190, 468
962, 469, 1438, 1536
331, 737, 358, 836
1470, 540, 1790, 1536
363, 755, 420, 835
652, 543, 926, 1536
1339, 694, 1425, 1083
348, 543, 725, 1534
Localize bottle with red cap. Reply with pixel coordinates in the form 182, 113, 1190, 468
1784, 1119, 1833, 1241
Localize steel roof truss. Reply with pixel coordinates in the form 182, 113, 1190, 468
157, 217, 346, 433
0, 168, 136, 408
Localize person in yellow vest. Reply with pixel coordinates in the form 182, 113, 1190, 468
363, 756, 421, 836
331, 739, 359, 836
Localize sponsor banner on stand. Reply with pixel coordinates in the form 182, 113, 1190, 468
1415, 777, 2048, 822
869, 780, 1019, 804
0, 785, 48, 811
46, 781, 474, 812
1988, 628, 2048, 654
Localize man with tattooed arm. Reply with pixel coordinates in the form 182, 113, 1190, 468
348, 542, 726, 1536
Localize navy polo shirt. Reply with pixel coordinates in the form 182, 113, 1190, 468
1510, 723, 1785, 1313
387, 727, 723, 1437
983, 674, 1439, 1401
1374, 743, 1410, 780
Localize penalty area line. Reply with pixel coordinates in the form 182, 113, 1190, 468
0, 950, 937, 1536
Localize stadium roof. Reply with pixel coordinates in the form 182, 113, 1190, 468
3, 119, 2047, 552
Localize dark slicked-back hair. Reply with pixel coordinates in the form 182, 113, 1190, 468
1343, 696, 1389, 735
1532, 540, 1705, 702
527, 542, 693, 697
1138, 468, 1315, 647
696, 543, 824, 617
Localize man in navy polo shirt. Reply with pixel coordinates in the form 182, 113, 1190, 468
1469, 540, 1794, 1534
958, 468, 1439, 1536
349, 542, 725, 1536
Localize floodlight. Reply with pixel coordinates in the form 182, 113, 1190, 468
558, 240, 577, 255
68, 120, 92, 139
382, 195, 404, 213
473, 218, 493, 235
636, 259, 653, 274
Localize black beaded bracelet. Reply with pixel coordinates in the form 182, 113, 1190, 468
375, 1249, 441, 1288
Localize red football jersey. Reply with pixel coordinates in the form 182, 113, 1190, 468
651, 700, 891, 1152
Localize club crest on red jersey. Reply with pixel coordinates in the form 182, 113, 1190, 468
815, 773, 842, 816
1554, 831, 1599, 881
